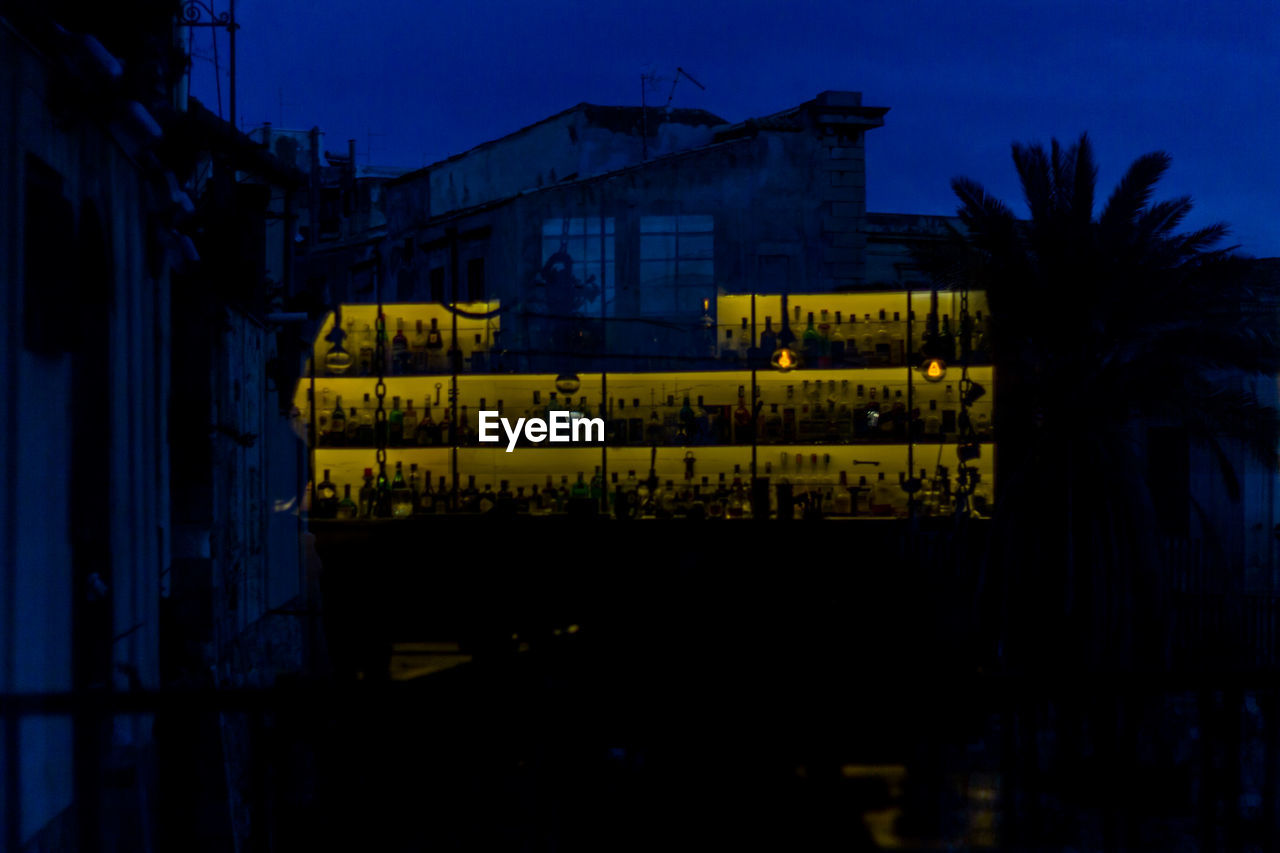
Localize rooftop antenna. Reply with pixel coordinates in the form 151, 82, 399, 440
664, 66, 705, 111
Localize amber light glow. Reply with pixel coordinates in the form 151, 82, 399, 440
771, 346, 798, 371
923, 357, 946, 382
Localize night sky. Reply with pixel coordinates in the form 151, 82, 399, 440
189, 0, 1279, 256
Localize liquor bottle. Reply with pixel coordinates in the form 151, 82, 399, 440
416, 468, 433, 515
329, 396, 346, 447
782, 385, 797, 443
411, 319, 429, 373
470, 333, 487, 372
940, 315, 956, 362
828, 311, 846, 364
802, 311, 821, 365
728, 473, 747, 519
875, 310, 892, 366
358, 468, 376, 518
891, 390, 907, 439
738, 317, 752, 353
707, 474, 726, 519
760, 316, 778, 356
942, 385, 957, 434
356, 394, 375, 446
477, 483, 495, 513
345, 406, 359, 446
374, 465, 392, 518
817, 309, 832, 368
734, 385, 752, 444
460, 475, 479, 512
415, 403, 435, 445
402, 399, 418, 439
590, 465, 603, 502
721, 328, 738, 364
925, 399, 941, 437
391, 461, 413, 518
389, 396, 404, 447
315, 469, 339, 518
336, 484, 358, 520
871, 471, 893, 516
864, 386, 881, 436
456, 405, 473, 445
879, 386, 895, 438
676, 396, 696, 444
357, 324, 375, 376
855, 475, 871, 515
628, 398, 645, 445
764, 403, 782, 443
778, 306, 797, 349
833, 471, 852, 515
426, 475, 445, 514
392, 318, 410, 375
571, 472, 590, 498
425, 317, 444, 372
698, 298, 717, 360
860, 314, 876, 363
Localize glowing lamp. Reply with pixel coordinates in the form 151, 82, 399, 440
555, 373, 581, 394
922, 357, 946, 382
771, 346, 799, 372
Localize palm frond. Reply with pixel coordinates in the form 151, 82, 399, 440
1072, 133, 1097, 226
1100, 151, 1172, 234
1012, 142, 1053, 224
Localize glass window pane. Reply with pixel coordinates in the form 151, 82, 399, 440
640, 215, 678, 233
679, 234, 714, 259
678, 214, 714, 232
640, 234, 676, 260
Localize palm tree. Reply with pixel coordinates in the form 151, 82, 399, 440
922, 133, 1280, 672
920, 133, 1280, 848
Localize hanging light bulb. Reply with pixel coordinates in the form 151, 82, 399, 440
921, 357, 946, 382
771, 345, 799, 371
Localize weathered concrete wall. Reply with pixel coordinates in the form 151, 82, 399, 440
1, 18, 168, 845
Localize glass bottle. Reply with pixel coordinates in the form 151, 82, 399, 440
470, 332, 487, 372
345, 406, 359, 446
828, 311, 846, 364
357, 394, 375, 446
329, 396, 346, 447
374, 465, 392, 518
425, 317, 444, 371
392, 317, 410, 375
316, 469, 339, 518
389, 396, 404, 447
391, 461, 413, 518
802, 311, 821, 365
358, 468, 376, 518
336, 484, 358, 520
833, 471, 852, 515
760, 316, 778, 355
357, 324, 375, 376
875, 310, 892, 366
324, 325, 354, 376
411, 319, 429, 373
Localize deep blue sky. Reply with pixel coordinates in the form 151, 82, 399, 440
191, 0, 1279, 256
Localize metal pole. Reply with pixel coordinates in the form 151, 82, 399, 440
228, 0, 237, 130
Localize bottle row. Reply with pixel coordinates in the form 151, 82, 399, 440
319, 315, 504, 378
306, 382, 992, 449
314, 306, 992, 378
310, 461, 993, 522
703, 304, 992, 370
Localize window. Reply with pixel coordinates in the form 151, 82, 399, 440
429, 266, 445, 303
540, 217, 615, 316
638, 215, 714, 316
466, 257, 485, 302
